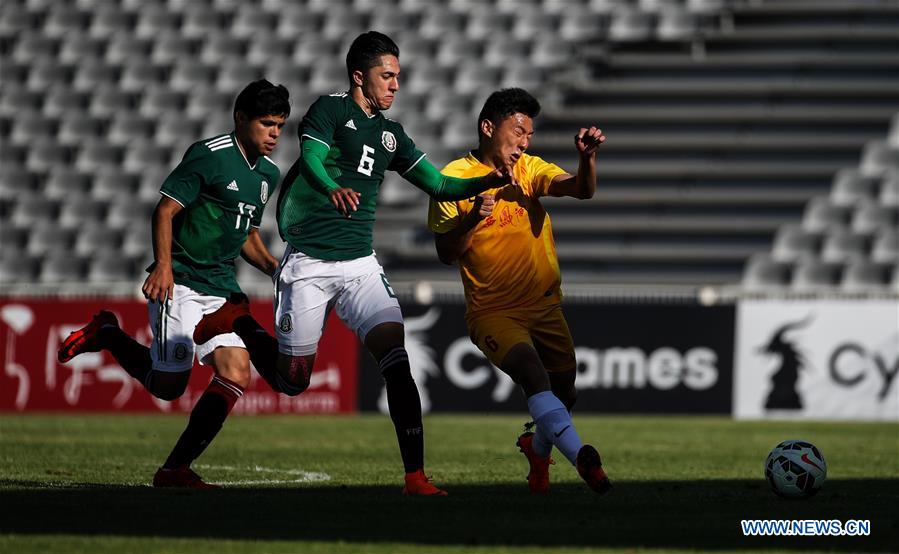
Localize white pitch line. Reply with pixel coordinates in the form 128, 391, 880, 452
192, 464, 331, 485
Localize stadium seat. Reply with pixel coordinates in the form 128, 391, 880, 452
45, 170, 91, 202
11, 115, 57, 147
0, 251, 37, 283
106, 197, 154, 231
90, 170, 139, 201
292, 38, 339, 67
887, 112, 899, 149
0, 222, 28, 256
74, 221, 121, 257
559, 8, 605, 42
819, 229, 869, 264
103, 34, 152, 65
139, 89, 187, 118
870, 229, 899, 264
465, 9, 513, 40
608, 8, 654, 42
186, 90, 233, 120
74, 142, 122, 174
791, 259, 841, 292
169, 62, 217, 93
483, 38, 530, 70
771, 225, 820, 262
134, 7, 183, 39
830, 168, 879, 206
851, 202, 898, 234
859, 140, 899, 178
230, 7, 278, 40
88, 88, 137, 117
200, 35, 248, 65
10, 35, 57, 65
58, 34, 107, 65
530, 37, 575, 69
121, 226, 150, 259
39, 252, 87, 283
320, 8, 367, 40
501, 62, 547, 93
154, 114, 202, 151
368, 10, 416, 37
119, 61, 169, 93
656, 8, 699, 41
275, 10, 323, 39
801, 197, 852, 232
43, 87, 90, 118
309, 65, 352, 96
88, 251, 134, 283
56, 114, 103, 147
41, 6, 90, 38
25, 141, 72, 174
122, 141, 172, 174
436, 36, 483, 69
150, 34, 200, 64
89, 6, 136, 38
58, 196, 106, 231
418, 8, 465, 40
25, 220, 72, 257
741, 254, 791, 291
72, 61, 120, 93
454, 66, 502, 96
180, 6, 227, 38
841, 260, 890, 292
216, 65, 266, 96
26, 59, 74, 91
880, 171, 899, 207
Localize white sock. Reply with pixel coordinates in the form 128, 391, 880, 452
526, 390, 583, 465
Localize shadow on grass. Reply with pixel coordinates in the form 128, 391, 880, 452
1, 479, 896, 551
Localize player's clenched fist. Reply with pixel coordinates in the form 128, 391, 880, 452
474, 193, 495, 219
575, 126, 605, 156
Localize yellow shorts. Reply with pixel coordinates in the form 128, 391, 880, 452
466, 303, 576, 373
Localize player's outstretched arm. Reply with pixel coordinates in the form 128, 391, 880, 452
546, 126, 605, 199
240, 228, 279, 277
299, 138, 361, 216
142, 196, 182, 302
433, 193, 494, 265
404, 158, 510, 201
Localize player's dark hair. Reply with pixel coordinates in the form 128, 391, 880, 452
477, 88, 541, 137
346, 31, 399, 82
233, 79, 290, 119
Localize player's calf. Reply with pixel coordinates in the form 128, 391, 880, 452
144, 370, 191, 401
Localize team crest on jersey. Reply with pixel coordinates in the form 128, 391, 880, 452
381, 131, 396, 152
260, 180, 269, 204
173, 343, 189, 361
279, 314, 292, 333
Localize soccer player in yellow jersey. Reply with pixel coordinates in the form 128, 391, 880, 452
428, 88, 611, 494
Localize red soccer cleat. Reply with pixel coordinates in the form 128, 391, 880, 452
152, 466, 219, 489
192, 295, 250, 345
57, 310, 119, 363
517, 432, 554, 494
576, 444, 612, 495
402, 469, 448, 496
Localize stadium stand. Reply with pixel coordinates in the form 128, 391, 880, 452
0, 0, 897, 295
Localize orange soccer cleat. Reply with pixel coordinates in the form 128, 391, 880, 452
192, 294, 250, 345
152, 466, 220, 489
57, 310, 119, 363
576, 444, 612, 495
402, 469, 448, 496
516, 432, 554, 494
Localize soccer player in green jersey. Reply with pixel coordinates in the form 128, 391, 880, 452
58, 80, 290, 488
194, 32, 510, 496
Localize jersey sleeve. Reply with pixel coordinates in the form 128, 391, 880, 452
524, 155, 568, 197
299, 95, 340, 148
159, 143, 216, 207
388, 125, 427, 175
427, 198, 461, 234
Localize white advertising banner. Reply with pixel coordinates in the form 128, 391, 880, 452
735, 300, 899, 421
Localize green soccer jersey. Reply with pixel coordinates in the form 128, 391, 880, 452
278, 93, 426, 261
155, 133, 280, 297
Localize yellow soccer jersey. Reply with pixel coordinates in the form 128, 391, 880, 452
428, 152, 568, 315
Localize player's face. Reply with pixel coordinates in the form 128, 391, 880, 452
360, 55, 400, 111
486, 112, 534, 170
237, 113, 287, 157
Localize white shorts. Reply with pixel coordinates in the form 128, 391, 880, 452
147, 284, 245, 372
274, 246, 403, 356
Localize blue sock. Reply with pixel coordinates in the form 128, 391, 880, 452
527, 390, 583, 465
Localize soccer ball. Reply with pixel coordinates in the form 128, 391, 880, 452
764, 440, 827, 498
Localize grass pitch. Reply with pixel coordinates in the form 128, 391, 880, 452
1, 414, 896, 553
